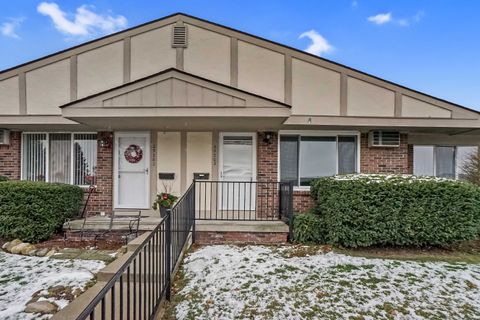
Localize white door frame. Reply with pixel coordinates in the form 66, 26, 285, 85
218, 132, 257, 181
114, 132, 151, 209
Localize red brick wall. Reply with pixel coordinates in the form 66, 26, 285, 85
0, 131, 21, 180
360, 133, 410, 174
407, 144, 414, 174
195, 231, 288, 244
256, 132, 279, 217
293, 190, 315, 213
87, 132, 114, 216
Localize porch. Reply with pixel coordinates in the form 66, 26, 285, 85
63, 180, 293, 244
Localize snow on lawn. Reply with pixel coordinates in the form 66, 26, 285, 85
0, 251, 105, 320
173, 245, 480, 319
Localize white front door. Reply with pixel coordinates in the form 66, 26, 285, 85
114, 132, 150, 209
219, 133, 256, 210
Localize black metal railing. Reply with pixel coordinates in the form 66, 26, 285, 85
194, 180, 293, 221
76, 183, 195, 320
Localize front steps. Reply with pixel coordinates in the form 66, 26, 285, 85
64, 215, 289, 244
195, 220, 289, 244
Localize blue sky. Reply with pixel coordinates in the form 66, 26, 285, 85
1, 1, 479, 109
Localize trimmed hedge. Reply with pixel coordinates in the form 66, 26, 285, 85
0, 181, 83, 243
292, 213, 323, 244
0, 176, 8, 182
311, 174, 480, 247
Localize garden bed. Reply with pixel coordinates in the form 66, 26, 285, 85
165, 245, 480, 319
0, 251, 105, 319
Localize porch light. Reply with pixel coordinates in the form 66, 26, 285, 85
98, 134, 113, 148
262, 131, 274, 144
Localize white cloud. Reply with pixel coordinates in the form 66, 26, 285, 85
367, 12, 392, 25
299, 30, 334, 56
37, 2, 127, 37
368, 11, 424, 27
0, 18, 24, 39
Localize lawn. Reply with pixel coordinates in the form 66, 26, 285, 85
0, 251, 105, 319
165, 245, 480, 319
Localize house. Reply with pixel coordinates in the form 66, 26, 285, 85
1, 13, 479, 228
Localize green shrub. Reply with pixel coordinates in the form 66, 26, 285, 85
292, 213, 324, 244
0, 181, 83, 243
0, 176, 8, 182
310, 174, 480, 248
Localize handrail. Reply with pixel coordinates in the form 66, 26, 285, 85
76, 181, 196, 320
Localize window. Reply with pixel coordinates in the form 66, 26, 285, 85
280, 134, 358, 186
22, 133, 97, 186
413, 145, 478, 179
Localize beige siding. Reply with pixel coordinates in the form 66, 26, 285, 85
157, 132, 181, 196
292, 58, 340, 115
77, 42, 124, 98
130, 26, 176, 80
347, 77, 395, 117
184, 24, 230, 84
238, 41, 284, 101
402, 95, 452, 118
0, 76, 20, 115
187, 132, 212, 210
186, 132, 212, 182
26, 59, 70, 115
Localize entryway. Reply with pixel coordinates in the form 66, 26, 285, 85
114, 132, 150, 209
218, 133, 256, 211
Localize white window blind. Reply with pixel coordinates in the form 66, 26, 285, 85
73, 134, 97, 185
22, 133, 47, 181
22, 133, 97, 185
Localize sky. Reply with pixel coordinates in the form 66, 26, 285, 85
0, 1, 479, 109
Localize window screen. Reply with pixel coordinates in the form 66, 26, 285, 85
73, 134, 97, 185
435, 147, 455, 179
22, 134, 47, 181
22, 133, 97, 185
280, 136, 299, 183
299, 137, 336, 186
413, 146, 435, 176
338, 136, 357, 174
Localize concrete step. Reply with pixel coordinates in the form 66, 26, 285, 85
195, 220, 289, 233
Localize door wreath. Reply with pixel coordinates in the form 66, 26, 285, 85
124, 144, 143, 163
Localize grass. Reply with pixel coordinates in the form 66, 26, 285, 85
164, 245, 480, 319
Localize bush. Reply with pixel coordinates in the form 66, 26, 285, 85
310, 174, 480, 248
0, 176, 8, 182
292, 213, 324, 244
0, 181, 84, 243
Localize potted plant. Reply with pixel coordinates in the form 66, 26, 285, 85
153, 192, 178, 218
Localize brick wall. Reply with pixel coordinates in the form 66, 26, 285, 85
0, 131, 21, 180
360, 133, 410, 174
195, 231, 288, 244
256, 132, 279, 217
87, 132, 114, 216
293, 190, 315, 213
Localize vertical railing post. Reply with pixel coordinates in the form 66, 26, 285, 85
192, 180, 196, 244
288, 181, 294, 242
165, 209, 172, 301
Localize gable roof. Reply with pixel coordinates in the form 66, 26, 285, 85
60, 68, 291, 109
0, 12, 477, 117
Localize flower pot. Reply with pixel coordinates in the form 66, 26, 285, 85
159, 206, 169, 218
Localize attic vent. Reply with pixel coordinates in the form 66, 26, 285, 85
368, 131, 400, 147
0, 129, 10, 145
172, 25, 188, 48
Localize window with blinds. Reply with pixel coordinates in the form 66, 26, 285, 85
280, 134, 358, 187
22, 133, 97, 186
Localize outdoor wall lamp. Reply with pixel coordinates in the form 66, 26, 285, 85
262, 131, 274, 144
98, 134, 113, 148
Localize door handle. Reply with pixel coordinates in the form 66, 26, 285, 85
145, 168, 149, 174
